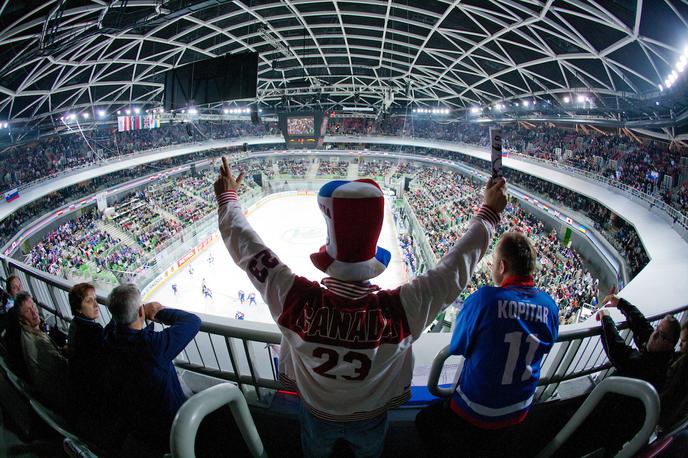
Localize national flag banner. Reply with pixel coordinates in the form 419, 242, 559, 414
4, 188, 19, 202
117, 116, 125, 132
542, 205, 549, 212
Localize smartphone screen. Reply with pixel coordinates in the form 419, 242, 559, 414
490, 127, 503, 178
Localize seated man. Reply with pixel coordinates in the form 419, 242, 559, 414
14, 292, 70, 412
416, 232, 559, 456
560, 297, 681, 457
102, 283, 201, 454
0, 274, 22, 334
598, 294, 679, 390
215, 157, 507, 457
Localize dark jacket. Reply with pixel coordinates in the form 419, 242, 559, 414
102, 308, 201, 450
67, 315, 105, 439
600, 298, 674, 391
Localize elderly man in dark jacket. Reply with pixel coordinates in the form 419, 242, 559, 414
598, 294, 679, 391
102, 283, 201, 455
561, 295, 681, 457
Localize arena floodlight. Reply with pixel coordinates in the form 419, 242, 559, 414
82, 112, 89, 119
659, 84, 664, 91
68, 113, 76, 120
563, 96, 570, 103
117, 110, 121, 115
188, 108, 198, 115
671, 70, 678, 79
470, 106, 480, 114
97, 109, 106, 117
667, 78, 673, 87
133, 107, 140, 114
522, 100, 529, 107
159, 108, 164, 113
223, 108, 229, 114
125, 109, 131, 115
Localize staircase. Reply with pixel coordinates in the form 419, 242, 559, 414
348, 162, 359, 179
178, 186, 210, 205
95, 220, 138, 250
307, 159, 320, 179
151, 204, 183, 225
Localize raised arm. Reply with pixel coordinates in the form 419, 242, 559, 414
215, 157, 297, 319
399, 178, 506, 339
601, 295, 653, 349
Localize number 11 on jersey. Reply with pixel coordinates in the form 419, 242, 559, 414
501, 331, 542, 385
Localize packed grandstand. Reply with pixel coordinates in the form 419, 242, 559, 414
1, 2, 688, 458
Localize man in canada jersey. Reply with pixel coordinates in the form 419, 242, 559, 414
214, 156, 507, 457
416, 232, 559, 456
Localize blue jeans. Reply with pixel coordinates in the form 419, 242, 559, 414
300, 403, 389, 458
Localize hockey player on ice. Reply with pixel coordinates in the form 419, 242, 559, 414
247, 292, 257, 307
171, 284, 177, 295
214, 156, 507, 456
238, 289, 245, 304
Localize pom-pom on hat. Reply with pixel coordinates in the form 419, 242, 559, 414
310, 179, 391, 282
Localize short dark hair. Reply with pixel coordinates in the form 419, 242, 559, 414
663, 314, 681, 347
68, 283, 95, 315
5, 274, 19, 293
14, 291, 32, 310
497, 232, 537, 277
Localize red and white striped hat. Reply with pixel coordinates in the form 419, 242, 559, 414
310, 179, 391, 281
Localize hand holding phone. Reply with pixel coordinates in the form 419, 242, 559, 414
490, 127, 503, 178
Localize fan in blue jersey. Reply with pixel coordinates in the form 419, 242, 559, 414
416, 231, 559, 456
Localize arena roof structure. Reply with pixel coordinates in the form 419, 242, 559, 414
1, 0, 688, 128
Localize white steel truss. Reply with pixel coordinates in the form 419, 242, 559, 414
0, 0, 686, 126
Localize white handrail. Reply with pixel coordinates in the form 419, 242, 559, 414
427, 345, 457, 398
535, 376, 660, 458
169, 383, 267, 458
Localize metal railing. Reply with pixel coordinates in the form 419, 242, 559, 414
535, 377, 660, 458
427, 303, 687, 404
170, 383, 267, 458
3, 252, 686, 413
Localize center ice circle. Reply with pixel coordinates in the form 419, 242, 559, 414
281, 226, 324, 244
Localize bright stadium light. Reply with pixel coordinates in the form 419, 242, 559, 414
125, 109, 131, 115
188, 108, 198, 115
97, 109, 106, 118
223, 108, 229, 114
563, 96, 570, 103
133, 107, 140, 114
659, 84, 664, 91
470, 106, 480, 114
522, 100, 529, 107
82, 112, 89, 119
576, 95, 585, 103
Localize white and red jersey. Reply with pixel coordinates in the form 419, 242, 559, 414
217, 190, 498, 421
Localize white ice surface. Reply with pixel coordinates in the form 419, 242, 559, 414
147, 194, 407, 324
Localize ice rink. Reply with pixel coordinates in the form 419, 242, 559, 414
147, 193, 408, 323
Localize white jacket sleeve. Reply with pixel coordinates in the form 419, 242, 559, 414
399, 205, 499, 339
217, 190, 296, 318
